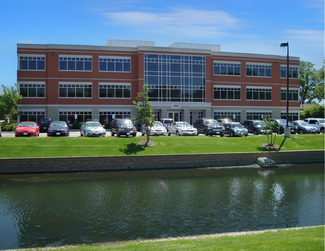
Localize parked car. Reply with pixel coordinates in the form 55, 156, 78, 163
47, 121, 70, 136
141, 121, 167, 136
80, 121, 106, 137
38, 118, 52, 132
243, 120, 266, 135
292, 120, 318, 134
224, 122, 248, 137
304, 118, 325, 133
111, 119, 137, 137
275, 119, 297, 134
15, 121, 40, 137
193, 118, 225, 136
168, 121, 198, 136
160, 118, 174, 131
217, 118, 233, 126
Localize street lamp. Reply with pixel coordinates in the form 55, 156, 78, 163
280, 42, 290, 138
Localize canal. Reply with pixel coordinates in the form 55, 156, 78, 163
0, 163, 324, 250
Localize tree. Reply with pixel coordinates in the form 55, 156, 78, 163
300, 104, 325, 119
133, 84, 156, 146
300, 61, 324, 104
262, 117, 280, 148
0, 84, 22, 122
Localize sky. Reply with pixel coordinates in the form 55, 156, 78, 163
0, 0, 324, 95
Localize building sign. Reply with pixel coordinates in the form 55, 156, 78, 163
171, 104, 181, 109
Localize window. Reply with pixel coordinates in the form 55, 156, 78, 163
19, 82, 45, 98
145, 54, 206, 102
246, 87, 272, 101
18, 55, 45, 70
246, 111, 272, 120
214, 86, 241, 100
214, 111, 241, 122
59, 56, 92, 71
20, 110, 45, 122
213, 61, 240, 76
281, 66, 299, 78
281, 112, 299, 122
281, 88, 299, 101
246, 63, 271, 77
59, 110, 92, 124
59, 83, 92, 98
99, 110, 131, 125
99, 83, 131, 98
99, 56, 131, 72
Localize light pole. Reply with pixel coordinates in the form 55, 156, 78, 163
280, 42, 290, 138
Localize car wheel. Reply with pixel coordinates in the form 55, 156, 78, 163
220, 133, 224, 137
253, 130, 258, 135
321, 128, 324, 133
176, 131, 180, 136
132, 134, 136, 137
205, 130, 209, 136
117, 132, 120, 137
299, 129, 304, 134
230, 131, 234, 137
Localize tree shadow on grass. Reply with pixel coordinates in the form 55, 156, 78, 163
119, 143, 146, 155
256, 138, 287, 152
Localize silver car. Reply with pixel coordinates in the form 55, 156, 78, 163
293, 120, 318, 134
80, 121, 106, 137
141, 121, 167, 136
304, 118, 325, 133
168, 121, 198, 136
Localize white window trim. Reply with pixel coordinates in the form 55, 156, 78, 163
99, 56, 131, 73
18, 54, 46, 71
58, 55, 93, 72
18, 81, 46, 99
98, 83, 131, 99
58, 82, 93, 99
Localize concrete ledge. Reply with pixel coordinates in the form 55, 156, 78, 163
0, 150, 323, 174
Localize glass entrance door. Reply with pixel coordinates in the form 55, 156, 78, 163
168, 112, 180, 121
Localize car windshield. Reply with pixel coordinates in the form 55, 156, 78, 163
299, 121, 309, 126
19, 122, 36, 127
254, 121, 266, 126
204, 120, 219, 126
231, 123, 243, 128
86, 122, 102, 127
153, 122, 163, 127
175, 122, 190, 128
163, 120, 173, 125
39, 119, 51, 123
50, 122, 67, 127
117, 120, 133, 126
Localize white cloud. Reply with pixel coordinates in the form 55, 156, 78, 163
104, 8, 241, 37
283, 29, 324, 42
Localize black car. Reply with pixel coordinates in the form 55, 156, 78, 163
224, 122, 248, 137
47, 121, 69, 136
111, 119, 137, 137
275, 119, 297, 134
242, 120, 266, 135
193, 118, 225, 136
38, 118, 52, 132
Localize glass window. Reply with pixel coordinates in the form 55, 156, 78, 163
281, 66, 299, 79
246, 64, 271, 77
59, 83, 92, 98
281, 89, 299, 101
19, 83, 45, 98
214, 62, 241, 76
214, 87, 241, 100
99, 57, 131, 72
98, 84, 131, 99
18, 55, 45, 71
246, 87, 272, 101
59, 56, 92, 71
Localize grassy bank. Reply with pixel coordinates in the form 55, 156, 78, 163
0, 134, 323, 158
32, 226, 324, 251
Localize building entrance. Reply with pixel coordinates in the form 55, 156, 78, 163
168, 111, 180, 122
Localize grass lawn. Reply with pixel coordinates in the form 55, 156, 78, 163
44, 226, 324, 251
0, 134, 323, 158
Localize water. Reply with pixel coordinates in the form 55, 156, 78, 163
0, 164, 324, 250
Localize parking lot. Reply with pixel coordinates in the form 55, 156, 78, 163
1, 130, 259, 138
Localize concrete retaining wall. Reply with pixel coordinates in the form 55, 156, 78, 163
0, 150, 323, 174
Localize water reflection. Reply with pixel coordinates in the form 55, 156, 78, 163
0, 164, 324, 250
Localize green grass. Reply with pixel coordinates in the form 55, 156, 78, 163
0, 134, 323, 158
49, 226, 324, 251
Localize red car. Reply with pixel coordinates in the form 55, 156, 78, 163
15, 121, 40, 137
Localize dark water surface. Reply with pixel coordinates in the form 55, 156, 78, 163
0, 163, 324, 250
